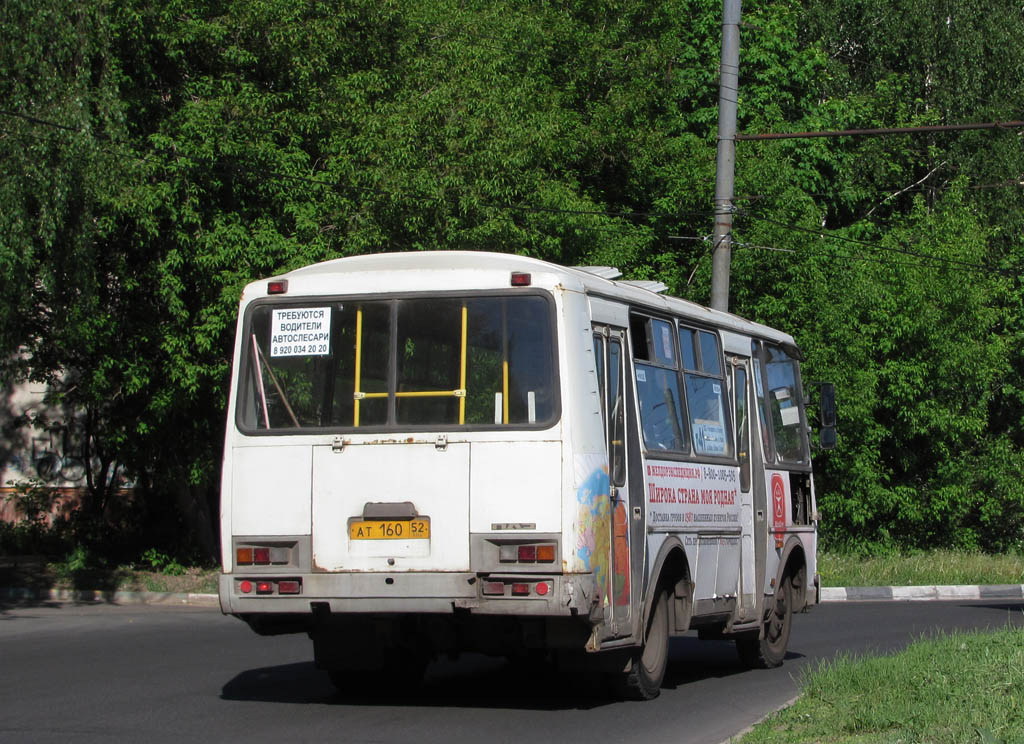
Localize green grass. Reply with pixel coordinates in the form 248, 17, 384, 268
46, 564, 219, 594
742, 627, 1024, 744
0, 556, 218, 594
819, 550, 1024, 587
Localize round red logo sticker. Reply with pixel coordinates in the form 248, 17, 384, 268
770, 474, 787, 534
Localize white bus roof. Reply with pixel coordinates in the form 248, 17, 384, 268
254, 251, 796, 347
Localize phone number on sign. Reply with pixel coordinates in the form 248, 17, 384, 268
273, 343, 329, 355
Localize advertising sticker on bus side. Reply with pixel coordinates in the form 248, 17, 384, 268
270, 307, 331, 357
644, 461, 740, 528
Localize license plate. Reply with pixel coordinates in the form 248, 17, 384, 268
348, 518, 430, 540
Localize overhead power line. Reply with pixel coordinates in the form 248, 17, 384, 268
0, 108, 83, 134
736, 121, 1024, 141
737, 209, 1008, 275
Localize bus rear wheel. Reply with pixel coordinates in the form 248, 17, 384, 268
611, 588, 669, 700
737, 573, 793, 669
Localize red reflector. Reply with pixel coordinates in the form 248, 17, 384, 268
278, 580, 300, 595
253, 547, 271, 565
510, 272, 531, 286
535, 582, 550, 596
239, 580, 253, 594
511, 583, 530, 596
482, 582, 505, 596
256, 581, 273, 595
267, 280, 288, 295
518, 545, 537, 562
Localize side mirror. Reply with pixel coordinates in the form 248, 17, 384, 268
818, 382, 836, 450
820, 382, 836, 427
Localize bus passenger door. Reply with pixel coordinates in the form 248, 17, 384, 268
731, 358, 762, 623
594, 326, 632, 637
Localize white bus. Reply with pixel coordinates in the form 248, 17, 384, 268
219, 251, 834, 699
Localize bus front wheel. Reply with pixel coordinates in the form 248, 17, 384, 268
737, 573, 793, 669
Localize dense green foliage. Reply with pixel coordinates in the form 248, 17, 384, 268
1, 0, 1022, 558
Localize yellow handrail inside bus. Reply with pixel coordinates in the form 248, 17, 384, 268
352, 303, 470, 425
459, 304, 467, 425
502, 361, 509, 424
354, 307, 363, 427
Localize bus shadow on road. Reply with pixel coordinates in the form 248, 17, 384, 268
663, 637, 804, 690
221, 656, 614, 710
220, 636, 799, 710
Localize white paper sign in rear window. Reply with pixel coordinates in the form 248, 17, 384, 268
270, 307, 331, 357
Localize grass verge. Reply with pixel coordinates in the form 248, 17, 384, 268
0, 556, 218, 594
819, 550, 1024, 587
742, 627, 1024, 744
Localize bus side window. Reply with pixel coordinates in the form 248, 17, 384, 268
790, 472, 812, 524
752, 343, 775, 462
630, 315, 675, 367
631, 313, 687, 453
594, 331, 626, 483
735, 366, 751, 492
609, 338, 625, 486
680, 327, 732, 457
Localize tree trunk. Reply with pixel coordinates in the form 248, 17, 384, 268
173, 478, 218, 561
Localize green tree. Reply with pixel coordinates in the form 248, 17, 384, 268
2, 0, 1023, 559
0, 0, 138, 529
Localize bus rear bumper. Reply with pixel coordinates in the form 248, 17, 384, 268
219, 571, 597, 619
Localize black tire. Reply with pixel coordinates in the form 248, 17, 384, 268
611, 588, 670, 700
737, 573, 793, 669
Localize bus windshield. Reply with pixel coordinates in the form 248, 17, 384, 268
237, 294, 557, 431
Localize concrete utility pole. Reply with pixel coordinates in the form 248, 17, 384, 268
710, 0, 741, 313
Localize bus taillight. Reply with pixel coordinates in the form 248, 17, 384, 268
236, 544, 292, 566
499, 542, 557, 564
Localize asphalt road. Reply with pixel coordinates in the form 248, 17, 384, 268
2, 599, 1022, 744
